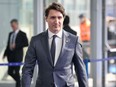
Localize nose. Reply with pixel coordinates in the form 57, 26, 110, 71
54, 18, 59, 23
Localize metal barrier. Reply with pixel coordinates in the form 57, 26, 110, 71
83, 56, 116, 78
0, 56, 116, 78
0, 62, 24, 66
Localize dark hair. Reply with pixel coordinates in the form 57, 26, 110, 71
45, 2, 65, 17
79, 14, 85, 19
10, 19, 18, 24
63, 15, 70, 25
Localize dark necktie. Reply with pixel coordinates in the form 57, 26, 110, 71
51, 35, 57, 64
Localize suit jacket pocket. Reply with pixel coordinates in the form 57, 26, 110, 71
64, 47, 73, 51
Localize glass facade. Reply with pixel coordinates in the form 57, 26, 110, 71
19, 0, 34, 41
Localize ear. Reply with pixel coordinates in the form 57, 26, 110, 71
45, 16, 48, 22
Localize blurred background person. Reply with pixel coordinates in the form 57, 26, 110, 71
78, 14, 90, 59
63, 15, 77, 35
3, 19, 28, 87
79, 14, 91, 77
79, 14, 91, 42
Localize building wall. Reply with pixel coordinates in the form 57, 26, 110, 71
0, 0, 20, 53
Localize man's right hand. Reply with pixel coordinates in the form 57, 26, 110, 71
2, 55, 6, 60
10, 43, 16, 50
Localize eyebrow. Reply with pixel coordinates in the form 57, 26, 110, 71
50, 16, 63, 18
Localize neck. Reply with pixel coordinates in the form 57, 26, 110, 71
49, 29, 60, 34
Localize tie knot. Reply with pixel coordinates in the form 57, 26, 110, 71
53, 35, 57, 39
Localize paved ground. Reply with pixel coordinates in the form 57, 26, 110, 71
0, 73, 116, 87
0, 78, 116, 87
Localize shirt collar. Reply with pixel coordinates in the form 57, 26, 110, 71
14, 29, 20, 34
48, 29, 62, 39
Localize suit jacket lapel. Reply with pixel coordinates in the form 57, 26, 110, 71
15, 30, 20, 42
41, 30, 54, 66
55, 30, 69, 67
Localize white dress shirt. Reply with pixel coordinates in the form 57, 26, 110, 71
48, 29, 62, 66
10, 29, 19, 49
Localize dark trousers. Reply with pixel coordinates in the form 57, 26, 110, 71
8, 66, 21, 87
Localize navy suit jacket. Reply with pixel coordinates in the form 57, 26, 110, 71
22, 30, 88, 87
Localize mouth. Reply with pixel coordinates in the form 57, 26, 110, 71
54, 24, 59, 28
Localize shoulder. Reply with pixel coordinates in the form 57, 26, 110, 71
63, 26, 77, 35
9, 31, 13, 34
64, 30, 81, 46
8, 31, 13, 37
31, 31, 47, 41
19, 30, 26, 35
64, 30, 78, 39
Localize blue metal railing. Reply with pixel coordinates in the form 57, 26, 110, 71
83, 56, 116, 78
0, 56, 116, 78
0, 62, 24, 66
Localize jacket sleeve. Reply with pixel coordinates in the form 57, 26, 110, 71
3, 33, 11, 57
72, 37, 88, 87
22, 37, 37, 87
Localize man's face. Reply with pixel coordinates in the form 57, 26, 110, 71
80, 17, 85, 23
46, 9, 64, 34
11, 22, 18, 31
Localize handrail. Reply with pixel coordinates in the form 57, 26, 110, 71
0, 62, 24, 66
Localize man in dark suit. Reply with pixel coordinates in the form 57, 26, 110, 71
63, 15, 77, 35
3, 19, 28, 87
22, 2, 88, 87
